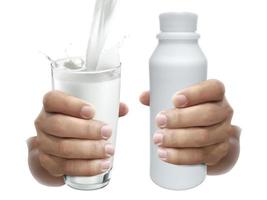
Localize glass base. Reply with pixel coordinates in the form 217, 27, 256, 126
64, 169, 111, 190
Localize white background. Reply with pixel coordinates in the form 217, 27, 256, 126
0, 0, 266, 199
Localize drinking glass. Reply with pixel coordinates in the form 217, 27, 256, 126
51, 57, 121, 190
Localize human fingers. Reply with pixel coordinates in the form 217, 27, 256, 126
156, 99, 233, 129
43, 91, 95, 119
36, 113, 112, 140
153, 122, 230, 148
37, 131, 114, 159
38, 152, 111, 177
172, 79, 225, 108
157, 141, 230, 165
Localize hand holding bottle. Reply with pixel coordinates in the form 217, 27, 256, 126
140, 80, 240, 175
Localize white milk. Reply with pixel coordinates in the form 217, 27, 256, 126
52, 58, 121, 190
86, 0, 118, 71
52, 58, 121, 144
50, 0, 121, 190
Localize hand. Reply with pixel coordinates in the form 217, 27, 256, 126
140, 80, 240, 175
27, 91, 128, 186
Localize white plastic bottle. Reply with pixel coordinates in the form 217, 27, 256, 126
149, 12, 208, 190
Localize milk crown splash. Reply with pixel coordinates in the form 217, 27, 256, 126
85, 0, 119, 71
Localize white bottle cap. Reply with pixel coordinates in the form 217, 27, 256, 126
160, 12, 198, 32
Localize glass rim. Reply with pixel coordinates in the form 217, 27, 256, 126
51, 57, 121, 75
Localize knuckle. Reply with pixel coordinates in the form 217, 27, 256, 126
63, 160, 98, 176
227, 125, 236, 137
168, 149, 180, 164
168, 130, 178, 146
225, 105, 234, 118
88, 121, 102, 138
172, 109, 181, 126
49, 114, 64, 133
93, 141, 105, 157
223, 125, 231, 139
34, 118, 42, 130
207, 104, 216, 115
91, 141, 98, 151
36, 134, 45, 150
197, 149, 207, 163
197, 129, 210, 145
57, 139, 71, 157
86, 161, 99, 175
204, 148, 217, 165
202, 105, 216, 122
62, 160, 74, 175
77, 141, 103, 159
38, 152, 49, 168
37, 140, 45, 152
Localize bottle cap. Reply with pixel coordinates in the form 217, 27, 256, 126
160, 12, 198, 32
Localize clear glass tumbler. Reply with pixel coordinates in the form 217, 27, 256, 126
51, 57, 121, 190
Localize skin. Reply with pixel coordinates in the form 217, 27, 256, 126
140, 80, 241, 175
27, 79, 240, 186
28, 91, 129, 186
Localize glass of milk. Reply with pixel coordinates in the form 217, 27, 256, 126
51, 57, 121, 190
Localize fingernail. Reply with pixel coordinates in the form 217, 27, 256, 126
153, 131, 163, 145
80, 106, 95, 119
101, 125, 112, 139
101, 160, 111, 172
156, 113, 167, 128
158, 148, 168, 161
105, 144, 115, 157
173, 94, 188, 107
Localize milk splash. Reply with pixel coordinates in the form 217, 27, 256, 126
85, 0, 119, 71
42, 0, 119, 72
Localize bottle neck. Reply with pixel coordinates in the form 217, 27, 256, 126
157, 32, 200, 43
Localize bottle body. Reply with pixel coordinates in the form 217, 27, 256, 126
150, 38, 208, 190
